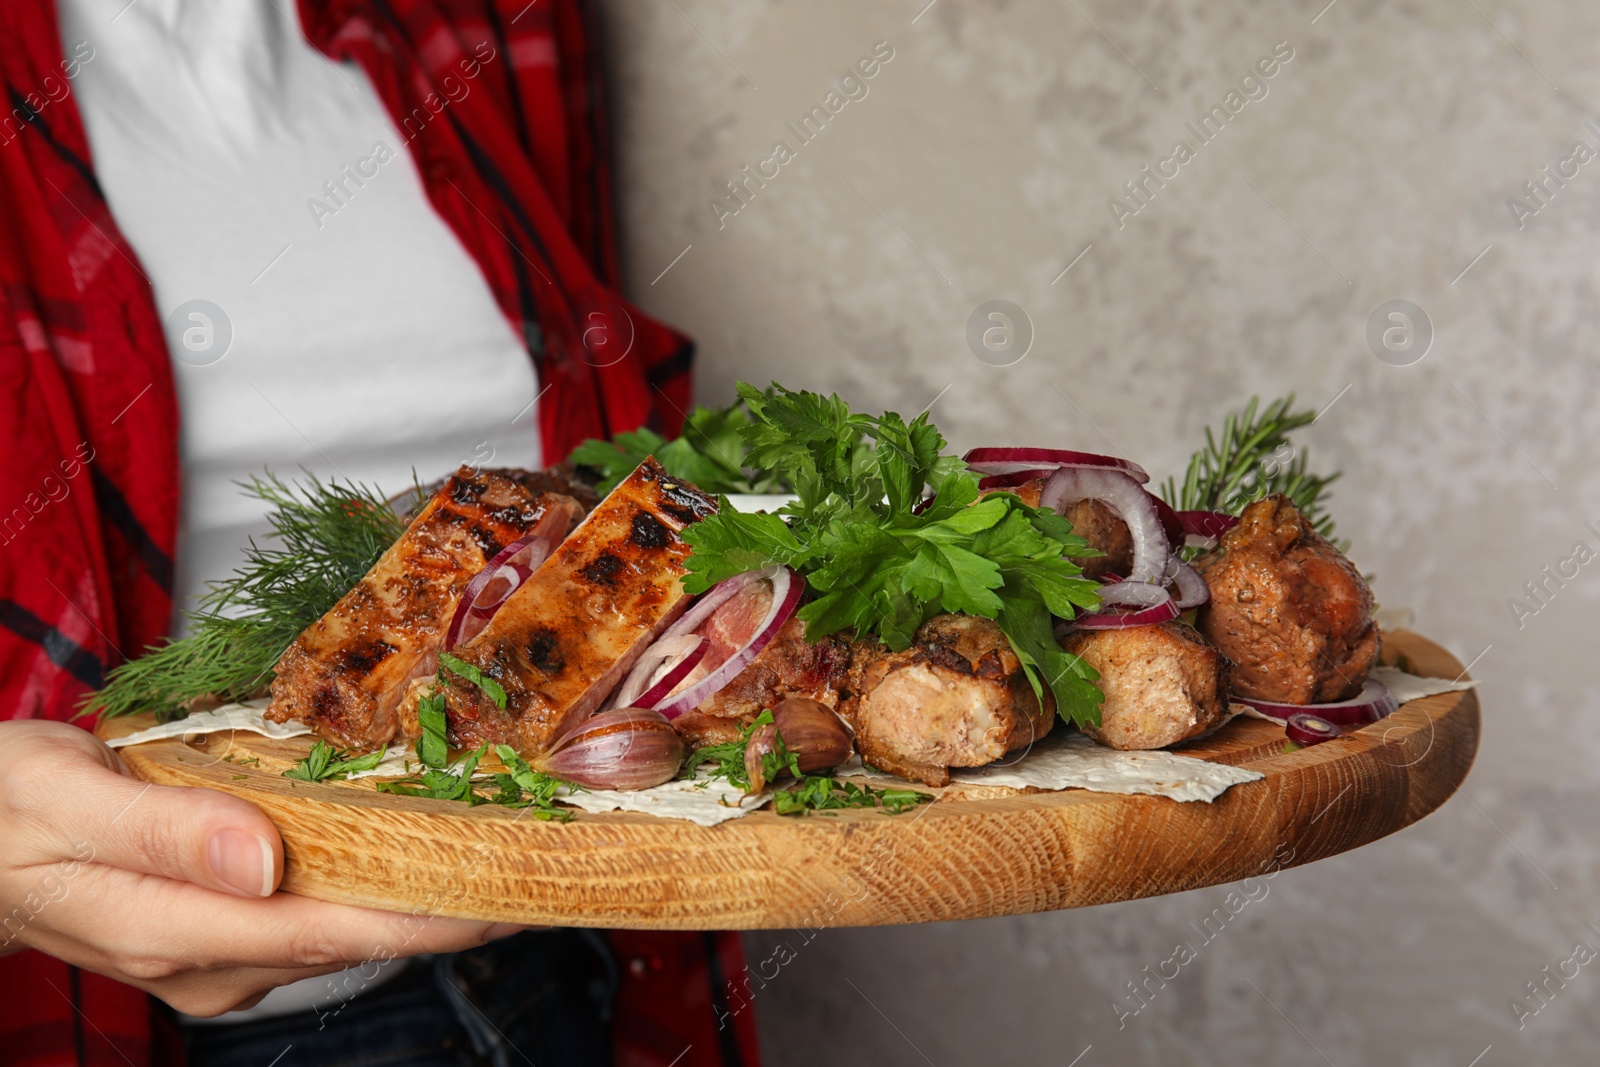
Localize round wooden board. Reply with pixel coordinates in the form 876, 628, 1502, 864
97, 630, 1478, 930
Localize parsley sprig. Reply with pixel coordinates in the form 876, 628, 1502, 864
437, 652, 508, 709
281, 741, 388, 782
680, 383, 1105, 728
567, 392, 791, 495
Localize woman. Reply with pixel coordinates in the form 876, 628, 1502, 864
0, 2, 754, 1064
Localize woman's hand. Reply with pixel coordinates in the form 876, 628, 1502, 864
0, 720, 519, 1016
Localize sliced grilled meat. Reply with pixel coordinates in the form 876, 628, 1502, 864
981, 477, 1132, 579
266, 467, 584, 751
399, 464, 600, 521
1060, 621, 1231, 750
838, 614, 1052, 787
420, 458, 716, 756
1195, 494, 1378, 703
670, 616, 853, 750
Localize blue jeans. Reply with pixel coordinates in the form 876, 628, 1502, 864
180, 930, 616, 1067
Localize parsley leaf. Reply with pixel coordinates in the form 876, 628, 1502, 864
566, 394, 791, 495
437, 652, 507, 710
415, 691, 450, 769
681, 383, 1106, 728
771, 775, 933, 816
282, 740, 387, 782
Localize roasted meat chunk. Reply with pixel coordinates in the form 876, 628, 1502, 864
981, 477, 1132, 579
1195, 494, 1378, 703
838, 614, 1052, 787
266, 468, 584, 751
423, 459, 716, 756
670, 616, 853, 750
1060, 621, 1231, 750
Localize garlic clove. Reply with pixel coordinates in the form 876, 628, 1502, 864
771, 697, 853, 774
743, 723, 779, 792
535, 707, 685, 790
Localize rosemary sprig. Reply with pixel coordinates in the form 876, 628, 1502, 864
83, 472, 405, 720
1159, 395, 1345, 548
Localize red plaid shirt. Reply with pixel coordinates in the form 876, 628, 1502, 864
0, 1, 754, 1065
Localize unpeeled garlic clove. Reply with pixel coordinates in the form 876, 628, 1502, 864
536, 707, 684, 790
771, 697, 853, 774
743, 723, 779, 792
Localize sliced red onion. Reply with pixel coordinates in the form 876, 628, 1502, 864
1235, 679, 1399, 728
609, 634, 707, 710
963, 447, 1150, 485
445, 532, 555, 647
1148, 492, 1185, 548
1177, 510, 1239, 539
1096, 580, 1170, 610
1285, 713, 1341, 746
1071, 599, 1181, 630
1170, 562, 1209, 610
651, 566, 803, 719
1039, 467, 1171, 585
976, 468, 1056, 492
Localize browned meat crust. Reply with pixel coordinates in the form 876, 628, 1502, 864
670, 616, 853, 750
266, 468, 583, 751
980, 478, 1132, 579
837, 614, 1053, 786
1060, 621, 1231, 750
425, 459, 716, 757
1195, 494, 1378, 703
400, 464, 600, 521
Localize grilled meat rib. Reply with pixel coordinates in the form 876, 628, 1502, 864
266, 467, 585, 751
838, 614, 1053, 787
1195, 494, 1378, 703
1061, 621, 1231, 750
423, 458, 716, 756
670, 615, 853, 750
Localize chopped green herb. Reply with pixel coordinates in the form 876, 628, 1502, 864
375, 742, 575, 820
415, 691, 450, 769
437, 652, 508, 710
680, 383, 1105, 728
772, 775, 933, 816
282, 740, 388, 782
681, 711, 774, 792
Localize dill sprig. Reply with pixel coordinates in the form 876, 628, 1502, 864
1160, 395, 1345, 548
83, 472, 405, 721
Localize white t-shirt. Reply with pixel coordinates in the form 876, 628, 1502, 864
58, 0, 544, 623
56, 0, 547, 1022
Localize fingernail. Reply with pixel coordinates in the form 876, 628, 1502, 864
484, 923, 530, 942
208, 829, 274, 897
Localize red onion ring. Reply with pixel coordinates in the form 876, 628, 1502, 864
1285, 713, 1341, 746
1234, 679, 1399, 728
964, 447, 1150, 485
1039, 467, 1171, 585
1177, 510, 1239, 539
648, 566, 804, 719
975, 468, 1056, 492
445, 532, 555, 647
1096, 581, 1171, 610
1170, 562, 1209, 610
609, 634, 707, 710
1070, 599, 1181, 630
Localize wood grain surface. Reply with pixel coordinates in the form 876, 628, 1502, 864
96, 630, 1479, 929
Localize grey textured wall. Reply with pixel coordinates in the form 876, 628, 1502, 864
596, 2, 1600, 1063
